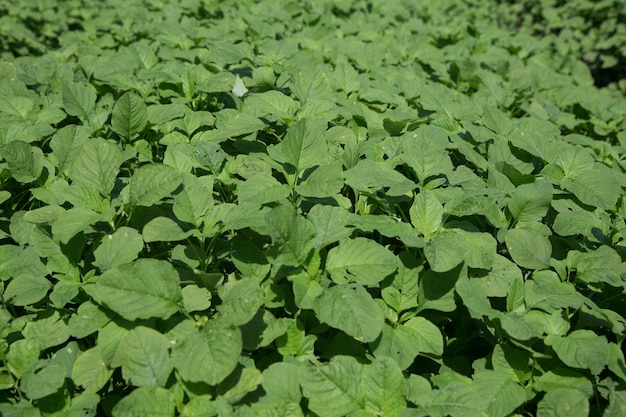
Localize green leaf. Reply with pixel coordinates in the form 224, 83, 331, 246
68, 301, 110, 338
424, 231, 467, 272
545, 330, 610, 375
537, 388, 588, 417
50, 125, 89, 175
0, 141, 44, 183
505, 228, 552, 269
85, 259, 182, 321
4, 274, 51, 306
20, 360, 66, 400
262, 362, 302, 404
119, 326, 173, 387
508, 180, 553, 223
560, 163, 621, 210
238, 174, 291, 205
362, 356, 406, 417
344, 159, 416, 197
296, 161, 344, 198
51, 207, 101, 244
171, 319, 242, 385
72, 347, 112, 393
568, 246, 626, 287
242, 90, 299, 120
552, 210, 611, 243
172, 173, 214, 226
281, 118, 327, 172
314, 283, 384, 342
371, 317, 442, 370
181, 285, 212, 313
129, 163, 182, 207
142, 217, 191, 243
307, 205, 352, 250
326, 237, 397, 285
93, 226, 144, 271
410, 190, 444, 241
401, 127, 453, 184
265, 205, 316, 266
69, 138, 122, 196
472, 370, 526, 417
301, 356, 362, 417
112, 387, 175, 417
22, 311, 70, 350
62, 81, 96, 118
6, 339, 40, 379
111, 91, 148, 141
217, 277, 264, 326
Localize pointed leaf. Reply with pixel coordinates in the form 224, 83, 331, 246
85, 259, 182, 321
314, 283, 384, 342
112, 387, 175, 417
93, 226, 144, 271
326, 237, 397, 285
111, 91, 148, 141
505, 228, 551, 269
129, 163, 182, 207
69, 138, 121, 196
119, 326, 172, 387
62, 81, 96, 118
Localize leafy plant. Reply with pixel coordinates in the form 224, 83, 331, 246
1, 0, 625, 416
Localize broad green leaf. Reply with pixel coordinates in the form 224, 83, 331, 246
552, 210, 611, 243
181, 285, 212, 313
147, 103, 185, 125
72, 347, 112, 393
262, 362, 302, 404
111, 91, 148, 141
172, 173, 214, 226
372, 317, 442, 370
300, 356, 362, 417
505, 228, 551, 269
93, 226, 144, 270
344, 159, 416, 197
62, 81, 96, 118
296, 161, 344, 198
22, 311, 70, 350
217, 277, 264, 326
6, 339, 40, 379
238, 174, 291, 205
362, 356, 406, 417
4, 274, 51, 306
508, 180, 553, 223
500, 312, 544, 340
119, 326, 172, 387
326, 237, 397, 285
180, 396, 218, 417
50, 125, 89, 175
424, 231, 467, 272
112, 387, 175, 417
456, 275, 501, 319
459, 230, 497, 270
281, 118, 327, 172
534, 368, 594, 397
410, 190, 444, 241
69, 138, 122, 196
472, 370, 526, 417
491, 344, 531, 383
561, 163, 621, 210
314, 283, 384, 342
0, 402, 41, 417
307, 205, 352, 250
68, 301, 110, 338
0, 141, 44, 183
265, 205, 316, 266
423, 382, 488, 417
401, 127, 453, 184
85, 259, 182, 321
217, 367, 262, 403
381, 252, 421, 313
51, 207, 101, 244
568, 246, 626, 287
242, 90, 298, 120
545, 330, 610, 375
142, 216, 191, 243
537, 388, 588, 417
20, 360, 66, 400
129, 163, 182, 206
171, 319, 242, 385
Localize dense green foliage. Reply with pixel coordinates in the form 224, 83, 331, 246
1, 0, 626, 416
